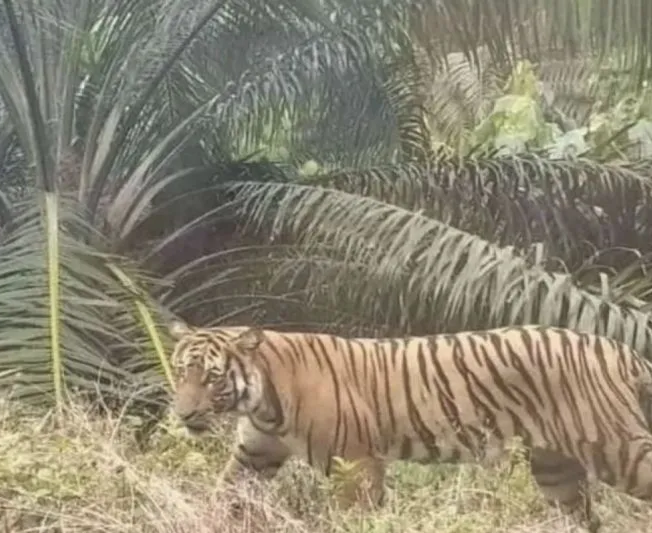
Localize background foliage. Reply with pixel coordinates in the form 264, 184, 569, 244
2, 0, 652, 425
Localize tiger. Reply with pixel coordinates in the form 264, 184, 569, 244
167, 321, 652, 532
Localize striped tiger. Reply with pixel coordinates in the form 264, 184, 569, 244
168, 322, 652, 532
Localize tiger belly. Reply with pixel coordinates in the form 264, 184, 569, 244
387, 422, 511, 467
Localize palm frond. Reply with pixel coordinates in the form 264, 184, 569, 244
381, 44, 434, 163
227, 179, 652, 354
0, 198, 169, 404
424, 48, 507, 148
306, 155, 652, 272
408, 0, 652, 82
537, 57, 598, 127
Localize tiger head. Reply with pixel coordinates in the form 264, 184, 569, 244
167, 321, 265, 435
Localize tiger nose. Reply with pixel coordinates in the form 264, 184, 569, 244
173, 392, 201, 421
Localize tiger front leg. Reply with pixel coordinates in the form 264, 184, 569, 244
304, 393, 386, 511
529, 448, 600, 533
218, 417, 291, 487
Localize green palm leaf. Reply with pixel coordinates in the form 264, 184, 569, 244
228, 179, 652, 354
1, 0, 382, 408
0, 200, 159, 402
306, 155, 652, 271
0, 0, 187, 407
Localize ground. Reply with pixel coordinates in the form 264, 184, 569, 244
2, 399, 652, 532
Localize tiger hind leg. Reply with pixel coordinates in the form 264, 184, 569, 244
598, 434, 652, 501
530, 448, 601, 533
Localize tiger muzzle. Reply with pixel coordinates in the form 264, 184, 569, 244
173, 382, 213, 433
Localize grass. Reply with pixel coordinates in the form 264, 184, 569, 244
2, 397, 652, 533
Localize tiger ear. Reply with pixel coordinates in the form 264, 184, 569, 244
233, 327, 265, 353
169, 320, 193, 340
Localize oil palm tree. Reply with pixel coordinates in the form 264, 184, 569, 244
3, 0, 652, 414
0, 0, 418, 410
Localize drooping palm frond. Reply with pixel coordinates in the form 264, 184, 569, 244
305, 155, 652, 272
225, 179, 652, 354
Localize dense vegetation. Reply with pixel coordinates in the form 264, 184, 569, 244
3, 0, 652, 530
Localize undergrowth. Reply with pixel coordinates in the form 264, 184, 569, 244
1, 398, 652, 532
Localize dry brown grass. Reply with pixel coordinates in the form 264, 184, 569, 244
1, 397, 652, 533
